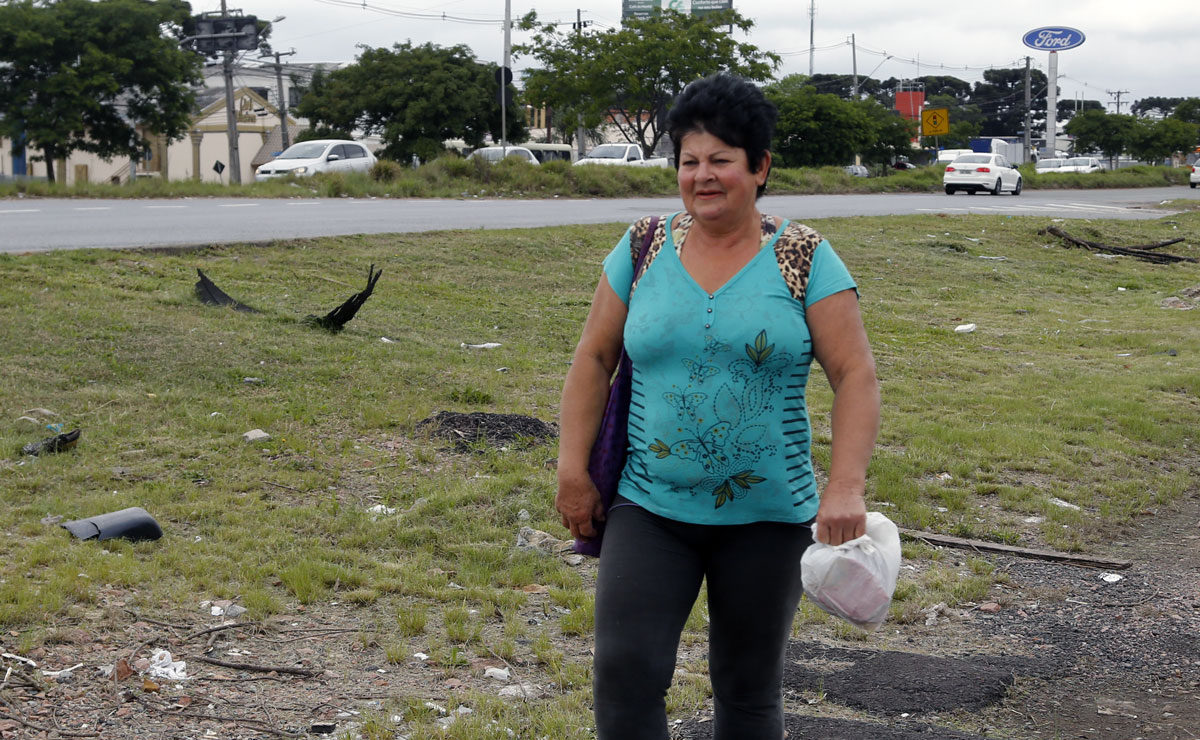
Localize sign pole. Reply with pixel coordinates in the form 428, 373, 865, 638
1021, 28, 1084, 158
1045, 51, 1058, 157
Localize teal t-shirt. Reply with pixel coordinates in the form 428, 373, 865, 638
602, 213, 857, 525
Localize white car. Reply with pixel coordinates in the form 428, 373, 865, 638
1191, 163, 1199, 189
1061, 157, 1103, 174
1035, 158, 1065, 174
467, 146, 539, 164
943, 153, 1022, 195
255, 140, 377, 180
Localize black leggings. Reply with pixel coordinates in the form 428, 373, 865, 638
592, 499, 812, 740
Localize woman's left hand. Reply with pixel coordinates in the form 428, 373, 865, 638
814, 483, 867, 545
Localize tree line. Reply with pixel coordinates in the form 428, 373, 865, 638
2, 2, 1197, 177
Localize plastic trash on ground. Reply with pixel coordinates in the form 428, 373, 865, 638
147, 649, 188, 680
800, 511, 901, 631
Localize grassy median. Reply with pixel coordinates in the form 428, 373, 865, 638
0, 209, 1197, 736
0, 156, 1192, 200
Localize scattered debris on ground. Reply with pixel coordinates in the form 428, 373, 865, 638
416, 411, 557, 451
194, 269, 257, 312
19, 428, 80, 456
1039, 226, 1196, 264
304, 264, 382, 333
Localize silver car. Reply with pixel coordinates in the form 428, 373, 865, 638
255, 140, 377, 180
943, 153, 1022, 195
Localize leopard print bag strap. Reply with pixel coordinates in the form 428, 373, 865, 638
628, 215, 669, 296
773, 220, 825, 305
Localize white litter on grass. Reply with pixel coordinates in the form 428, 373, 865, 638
368, 504, 397, 516
485, 667, 510, 681
461, 342, 502, 349
41, 663, 83, 679
1100, 573, 1124, 584
1048, 497, 1081, 511
954, 323, 977, 334
498, 682, 537, 699
1117, 287, 1127, 292
413, 653, 429, 661
380, 337, 395, 343
148, 649, 188, 680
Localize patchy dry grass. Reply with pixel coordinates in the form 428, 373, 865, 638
0, 209, 1196, 736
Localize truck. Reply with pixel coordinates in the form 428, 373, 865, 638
573, 143, 670, 168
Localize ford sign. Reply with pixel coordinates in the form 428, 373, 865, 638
1023, 27, 1086, 51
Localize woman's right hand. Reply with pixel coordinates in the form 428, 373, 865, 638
556, 468, 605, 541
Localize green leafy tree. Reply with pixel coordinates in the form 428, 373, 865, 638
970, 67, 1048, 137
517, 9, 778, 157
0, 0, 201, 183
1170, 98, 1200, 125
1056, 99, 1103, 124
296, 42, 525, 162
1065, 110, 1134, 166
1131, 96, 1184, 118
857, 99, 918, 165
1128, 118, 1199, 163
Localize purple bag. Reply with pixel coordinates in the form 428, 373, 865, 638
574, 216, 659, 556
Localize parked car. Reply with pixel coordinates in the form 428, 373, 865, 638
943, 153, 1022, 195
1191, 163, 1199, 189
1035, 158, 1065, 174
255, 139, 376, 181
467, 146, 539, 164
843, 164, 869, 177
574, 143, 669, 167
1062, 156, 1103, 173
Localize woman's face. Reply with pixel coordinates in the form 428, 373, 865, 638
677, 130, 769, 228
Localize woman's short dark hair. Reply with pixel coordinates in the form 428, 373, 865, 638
666, 73, 778, 197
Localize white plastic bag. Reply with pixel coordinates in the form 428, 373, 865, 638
800, 511, 901, 632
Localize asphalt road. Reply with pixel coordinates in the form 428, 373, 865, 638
1, 186, 1196, 253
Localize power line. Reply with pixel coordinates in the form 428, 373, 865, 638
311, 0, 503, 26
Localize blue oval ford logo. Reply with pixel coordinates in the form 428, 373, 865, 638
1023, 27, 1086, 51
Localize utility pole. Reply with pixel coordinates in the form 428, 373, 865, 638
1023, 56, 1032, 163
269, 49, 296, 151
220, 0, 241, 185
501, 0, 511, 154
1106, 89, 1129, 115
850, 34, 858, 100
575, 9, 587, 157
807, 0, 815, 77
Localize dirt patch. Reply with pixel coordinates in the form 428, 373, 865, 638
416, 410, 557, 451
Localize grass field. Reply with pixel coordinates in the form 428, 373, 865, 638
0, 156, 1190, 201
0, 207, 1197, 736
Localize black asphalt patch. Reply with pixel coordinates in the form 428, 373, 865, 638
784, 641, 1048, 714
677, 714, 998, 739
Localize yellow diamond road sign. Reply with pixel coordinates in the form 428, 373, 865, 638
922, 108, 949, 136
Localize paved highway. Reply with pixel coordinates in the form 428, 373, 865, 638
1, 186, 1196, 253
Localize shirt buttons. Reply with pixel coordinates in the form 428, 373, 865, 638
705, 323, 711, 329
707, 307, 713, 313
708, 294, 714, 300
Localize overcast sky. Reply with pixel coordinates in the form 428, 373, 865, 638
227, 0, 1196, 109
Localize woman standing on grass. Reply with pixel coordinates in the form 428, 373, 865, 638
556, 73, 880, 739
